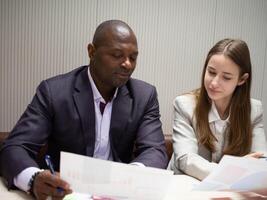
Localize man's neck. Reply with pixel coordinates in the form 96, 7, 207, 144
89, 67, 115, 102
100, 88, 115, 102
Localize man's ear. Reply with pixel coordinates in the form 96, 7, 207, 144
87, 43, 95, 59
237, 73, 249, 86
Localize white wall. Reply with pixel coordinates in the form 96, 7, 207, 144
1, 0, 267, 137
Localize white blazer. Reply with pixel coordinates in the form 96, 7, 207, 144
168, 94, 267, 180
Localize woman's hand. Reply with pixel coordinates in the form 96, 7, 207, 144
244, 152, 264, 158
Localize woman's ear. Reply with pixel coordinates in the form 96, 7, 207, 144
87, 43, 96, 59
237, 73, 249, 86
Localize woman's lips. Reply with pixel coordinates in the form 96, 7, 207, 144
208, 88, 220, 94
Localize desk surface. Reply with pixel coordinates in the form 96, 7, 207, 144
0, 178, 33, 200
0, 176, 245, 200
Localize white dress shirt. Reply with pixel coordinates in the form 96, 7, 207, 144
87, 67, 117, 160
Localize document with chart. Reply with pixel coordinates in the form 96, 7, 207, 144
60, 152, 173, 200
195, 155, 267, 191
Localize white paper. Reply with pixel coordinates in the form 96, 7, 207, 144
194, 155, 267, 191
60, 152, 173, 200
163, 175, 200, 199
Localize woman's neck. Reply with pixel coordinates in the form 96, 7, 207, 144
214, 99, 230, 120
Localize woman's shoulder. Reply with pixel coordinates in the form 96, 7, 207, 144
250, 98, 262, 106
250, 98, 263, 119
173, 93, 197, 114
174, 92, 196, 104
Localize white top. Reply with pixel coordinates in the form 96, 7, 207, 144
168, 94, 267, 180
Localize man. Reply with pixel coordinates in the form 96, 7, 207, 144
0, 20, 168, 199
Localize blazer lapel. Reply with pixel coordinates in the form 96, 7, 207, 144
73, 66, 95, 156
198, 144, 212, 161
110, 84, 132, 157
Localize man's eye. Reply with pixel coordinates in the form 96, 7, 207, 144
130, 56, 137, 62
112, 54, 122, 58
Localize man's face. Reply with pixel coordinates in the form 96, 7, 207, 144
89, 29, 138, 89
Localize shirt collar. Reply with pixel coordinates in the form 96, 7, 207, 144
208, 101, 230, 123
87, 67, 118, 103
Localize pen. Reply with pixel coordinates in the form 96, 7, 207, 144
45, 155, 55, 174
45, 155, 64, 193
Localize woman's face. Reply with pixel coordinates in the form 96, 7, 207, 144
204, 54, 246, 106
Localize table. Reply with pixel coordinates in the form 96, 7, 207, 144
0, 176, 246, 200
0, 178, 33, 200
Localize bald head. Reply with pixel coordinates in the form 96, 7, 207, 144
87, 20, 138, 100
92, 20, 137, 48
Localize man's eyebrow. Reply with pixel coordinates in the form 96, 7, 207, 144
107, 47, 139, 54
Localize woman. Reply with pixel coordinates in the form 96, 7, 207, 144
168, 38, 267, 180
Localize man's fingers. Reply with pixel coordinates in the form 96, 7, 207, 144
33, 170, 72, 199
40, 170, 70, 190
36, 192, 49, 200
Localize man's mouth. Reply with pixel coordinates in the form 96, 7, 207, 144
116, 72, 130, 78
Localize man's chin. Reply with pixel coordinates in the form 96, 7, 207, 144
114, 79, 129, 88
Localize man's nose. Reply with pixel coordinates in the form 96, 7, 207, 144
121, 57, 132, 69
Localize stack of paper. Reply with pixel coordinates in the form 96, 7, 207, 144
194, 155, 267, 191
60, 152, 174, 200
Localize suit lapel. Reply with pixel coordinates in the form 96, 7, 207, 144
73, 66, 95, 156
110, 84, 132, 156
198, 144, 212, 161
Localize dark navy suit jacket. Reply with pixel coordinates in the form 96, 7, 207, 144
0, 66, 168, 188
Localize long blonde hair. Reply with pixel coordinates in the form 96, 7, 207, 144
194, 38, 252, 156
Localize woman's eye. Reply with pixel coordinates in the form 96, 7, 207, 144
223, 77, 231, 81
208, 71, 216, 76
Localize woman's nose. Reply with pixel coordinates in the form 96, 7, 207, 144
211, 76, 220, 87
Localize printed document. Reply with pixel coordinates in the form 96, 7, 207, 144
194, 155, 267, 191
60, 152, 173, 200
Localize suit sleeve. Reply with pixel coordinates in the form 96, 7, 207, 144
131, 87, 168, 169
171, 95, 217, 180
0, 80, 53, 188
250, 100, 267, 153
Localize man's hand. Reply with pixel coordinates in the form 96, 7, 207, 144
33, 170, 72, 200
